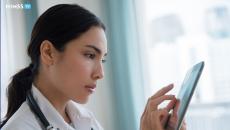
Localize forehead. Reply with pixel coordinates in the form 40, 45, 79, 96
66, 26, 107, 54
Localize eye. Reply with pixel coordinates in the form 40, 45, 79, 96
84, 53, 96, 59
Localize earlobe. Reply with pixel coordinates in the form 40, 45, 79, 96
40, 40, 55, 66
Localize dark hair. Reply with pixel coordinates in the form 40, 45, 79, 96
1, 4, 105, 127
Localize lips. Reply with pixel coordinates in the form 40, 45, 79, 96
85, 84, 96, 93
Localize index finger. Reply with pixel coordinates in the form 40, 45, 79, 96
151, 84, 174, 99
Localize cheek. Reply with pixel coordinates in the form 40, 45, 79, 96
50, 55, 93, 95
59, 56, 92, 84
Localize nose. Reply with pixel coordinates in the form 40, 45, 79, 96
92, 62, 104, 80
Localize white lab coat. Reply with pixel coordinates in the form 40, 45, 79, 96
2, 85, 104, 130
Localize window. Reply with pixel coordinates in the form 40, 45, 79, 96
135, 0, 230, 129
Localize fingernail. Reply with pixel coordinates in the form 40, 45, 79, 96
171, 95, 176, 98
168, 83, 174, 88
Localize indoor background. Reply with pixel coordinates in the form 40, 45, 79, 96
1, 0, 230, 130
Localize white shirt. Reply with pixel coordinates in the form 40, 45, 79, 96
2, 85, 104, 130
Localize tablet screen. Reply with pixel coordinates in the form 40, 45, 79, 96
170, 61, 204, 130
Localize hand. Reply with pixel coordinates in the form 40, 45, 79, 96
140, 84, 176, 130
165, 100, 186, 130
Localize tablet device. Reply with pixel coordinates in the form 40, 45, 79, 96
165, 61, 204, 130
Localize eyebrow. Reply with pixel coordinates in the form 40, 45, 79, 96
85, 45, 107, 56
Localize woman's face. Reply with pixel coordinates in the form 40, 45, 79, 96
48, 26, 107, 104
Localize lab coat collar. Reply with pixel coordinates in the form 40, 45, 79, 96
31, 84, 93, 130
66, 103, 94, 130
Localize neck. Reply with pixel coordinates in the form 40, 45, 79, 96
33, 75, 71, 124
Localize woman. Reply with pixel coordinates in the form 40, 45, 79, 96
1, 4, 185, 130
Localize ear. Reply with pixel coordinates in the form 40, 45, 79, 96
40, 40, 58, 67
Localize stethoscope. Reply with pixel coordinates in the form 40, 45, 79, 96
26, 90, 56, 130
26, 90, 94, 130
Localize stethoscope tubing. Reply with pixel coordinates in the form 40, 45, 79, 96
26, 90, 54, 130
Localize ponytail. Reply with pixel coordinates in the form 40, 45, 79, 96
0, 64, 35, 128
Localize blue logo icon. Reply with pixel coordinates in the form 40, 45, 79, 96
24, 3, 31, 9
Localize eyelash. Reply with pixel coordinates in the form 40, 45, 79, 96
84, 53, 106, 63
85, 53, 96, 59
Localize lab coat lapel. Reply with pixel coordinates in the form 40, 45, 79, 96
31, 85, 75, 130
66, 102, 92, 130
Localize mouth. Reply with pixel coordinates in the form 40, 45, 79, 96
85, 84, 96, 94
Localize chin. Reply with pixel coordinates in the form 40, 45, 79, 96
73, 97, 89, 104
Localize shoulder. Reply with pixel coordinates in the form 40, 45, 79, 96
2, 102, 41, 130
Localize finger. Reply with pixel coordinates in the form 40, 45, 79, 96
163, 113, 171, 129
145, 84, 173, 114
168, 100, 185, 130
167, 101, 181, 130
141, 104, 148, 120
141, 98, 150, 119
167, 115, 177, 130
148, 95, 175, 111
152, 109, 169, 127
159, 109, 170, 127
150, 84, 174, 99
150, 111, 165, 130
172, 99, 180, 117
165, 98, 177, 112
